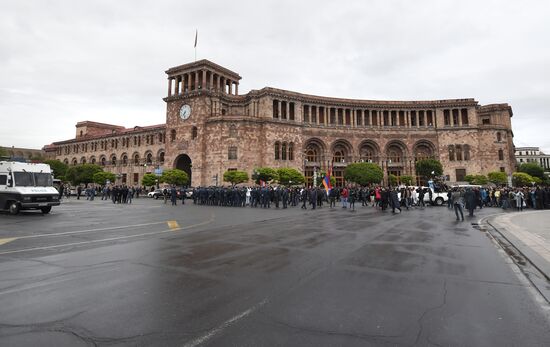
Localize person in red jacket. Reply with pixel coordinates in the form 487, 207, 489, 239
341, 187, 349, 208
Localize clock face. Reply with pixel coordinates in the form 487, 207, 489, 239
179, 104, 191, 120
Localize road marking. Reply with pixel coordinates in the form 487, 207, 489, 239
0, 238, 18, 246
1, 221, 169, 240
167, 220, 180, 230
0, 217, 214, 256
182, 298, 268, 347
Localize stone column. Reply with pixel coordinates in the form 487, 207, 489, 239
202, 70, 207, 89
278, 100, 282, 118
187, 73, 192, 91
209, 72, 213, 90
167, 78, 172, 96
229, 80, 233, 95
194, 71, 199, 90
235, 83, 238, 95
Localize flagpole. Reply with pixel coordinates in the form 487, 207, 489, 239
194, 29, 198, 62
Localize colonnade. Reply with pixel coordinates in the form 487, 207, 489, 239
167, 70, 239, 96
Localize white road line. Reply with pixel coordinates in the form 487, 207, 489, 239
182, 299, 268, 347
2, 221, 168, 240
0, 218, 213, 255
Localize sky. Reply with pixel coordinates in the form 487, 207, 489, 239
1, 0, 549, 152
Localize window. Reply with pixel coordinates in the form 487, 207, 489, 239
456, 169, 466, 182
159, 152, 165, 164
274, 142, 280, 160
273, 100, 279, 119
500, 167, 505, 173
444, 110, 450, 126
101, 157, 106, 166
482, 117, 491, 125
463, 145, 470, 161
427, 110, 433, 126
452, 109, 459, 126
289, 102, 295, 121
333, 150, 345, 163
411, 111, 417, 126
170, 129, 176, 142
498, 149, 504, 161
122, 155, 128, 166
456, 145, 463, 161
281, 143, 287, 160
288, 143, 294, 161
461, 109, 469, 125
0, 175, 6, 185
229, 125, 237, 138
146, 153, 153, 165
448, 145, 455, 161
306, 149, 318, 162
228, 146, 237, 160
192, 126, 198, 139
496, 132, 502, 142
134, 154, 140, 165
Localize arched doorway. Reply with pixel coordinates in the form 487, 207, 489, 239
175, 154, 192, 186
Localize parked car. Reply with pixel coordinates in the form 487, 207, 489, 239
147, 189, 164, 199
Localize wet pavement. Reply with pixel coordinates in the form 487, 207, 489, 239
1, 199, 550, 346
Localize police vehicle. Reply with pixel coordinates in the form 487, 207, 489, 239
0, 161, 60, 214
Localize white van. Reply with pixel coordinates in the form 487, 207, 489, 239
0, 161, 61, 214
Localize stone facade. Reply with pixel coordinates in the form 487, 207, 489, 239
48, 59, 516, 187
50, 121, 166, 185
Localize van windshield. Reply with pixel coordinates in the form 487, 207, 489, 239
13, 172, 53, 187
14, 172, 34, 187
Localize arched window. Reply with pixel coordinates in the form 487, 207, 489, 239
306, 149, 318, 162
146, 153, 153, 165
134, 154, 140, 165
192, 126, 198, 139
360, 143, 377, 163
274, 142, 280, 160
122, 155, 128, 166
498, 149, 504, 161
387, 144, 403, 163
333, 150, 345, 163
159, 152, 165, 164
101, 157, 106, 166
72, 158, 78, 166
111, 156, 117, 166
228, 146, 238, 160
63, 159, 69, 165
496, 132, 502, 142
448, 145, 455, 161
288, 143, 294, 161
91, 157, 96, 164
170, 129, 176, 142
81, 157, 86, 164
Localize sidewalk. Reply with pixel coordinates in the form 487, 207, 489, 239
489, 210, 550, 280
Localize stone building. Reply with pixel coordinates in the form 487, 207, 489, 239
48, 59, 516, 187
50, 121, 166, 185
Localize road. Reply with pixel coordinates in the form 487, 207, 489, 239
1, 198, 549, 346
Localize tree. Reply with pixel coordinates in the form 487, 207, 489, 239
464, 174, 488, 185
415, 159, 443, 179
388, 174, 398, 186
400, 175, 414, 186
344, 162, 384, 186
518, 163, 545, 179
512, 172, 534, 187
93, 171, 116, 186
142, 173, 158, 187
65, 164, 103, 186
160, 169, 189, 186
276, 168, 305, 186
487, 171, 507, 185
0, 146, 8, 157
44, 159, 69, 181
223, 170, 249, 186
251, 167, 278, 185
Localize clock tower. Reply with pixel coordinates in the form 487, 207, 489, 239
163, 59, 242, 186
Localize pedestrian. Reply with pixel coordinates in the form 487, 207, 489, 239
389, 188, 401, 213
464, 187, 476, 217
341, 187, 349, 208
170, 185, 177, 206
515, 189, 524, 211
452, 188, 464, 221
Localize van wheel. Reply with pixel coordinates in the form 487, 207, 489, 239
41, 206, 52, 214
8, 202, 20, 215
435, 197, 444, 206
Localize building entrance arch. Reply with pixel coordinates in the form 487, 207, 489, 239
174, 154, 192, 186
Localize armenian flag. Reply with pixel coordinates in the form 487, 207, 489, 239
322, 166, 332, 193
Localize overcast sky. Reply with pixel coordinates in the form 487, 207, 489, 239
1, 0, 549, 152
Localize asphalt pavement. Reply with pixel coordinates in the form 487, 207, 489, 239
1, 198, 549, 346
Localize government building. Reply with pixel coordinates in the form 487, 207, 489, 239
46, 59, 516, 187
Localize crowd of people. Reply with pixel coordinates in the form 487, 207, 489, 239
57, 182, 550, 220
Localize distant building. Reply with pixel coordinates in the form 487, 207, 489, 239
0, 146, 47, 161
515, 147, 550, 170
